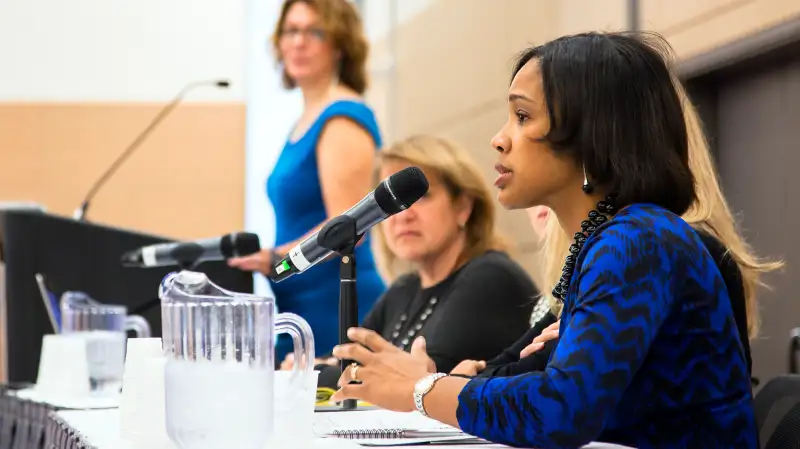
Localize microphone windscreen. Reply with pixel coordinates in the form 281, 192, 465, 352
221, 232, 261, 258
236, 232, 261, 255
374, 166, 429, 215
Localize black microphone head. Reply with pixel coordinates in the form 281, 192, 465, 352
374, 166, 429, 215
221, 232, 261, 258
216, 80, 230, 88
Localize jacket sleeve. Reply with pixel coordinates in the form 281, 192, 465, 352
455, 222, 678, 448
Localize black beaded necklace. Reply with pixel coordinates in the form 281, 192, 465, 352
551, 193, 618, 302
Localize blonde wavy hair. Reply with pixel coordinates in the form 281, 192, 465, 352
372, 135, 508, 282
537, 82, 782, 339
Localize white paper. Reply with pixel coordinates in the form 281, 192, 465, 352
313, 409, 456, 438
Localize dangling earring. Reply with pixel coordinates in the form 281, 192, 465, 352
582, 165, 593, 194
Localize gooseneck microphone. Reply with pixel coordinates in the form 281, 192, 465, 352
269, 166, 429, 282
121, 232, 260, 268
73, 79, 231, 221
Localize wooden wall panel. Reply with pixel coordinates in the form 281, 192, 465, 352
0, 103, 246, 240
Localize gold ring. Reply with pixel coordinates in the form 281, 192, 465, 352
350, 363, 360, 382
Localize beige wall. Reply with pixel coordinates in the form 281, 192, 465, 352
0, 103, 246, 240
641, 0, 800, 59
364, 0, 800, 281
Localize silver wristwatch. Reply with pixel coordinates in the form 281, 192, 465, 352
413, 373, 448, 417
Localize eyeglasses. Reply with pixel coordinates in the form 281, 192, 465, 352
280, 27, 326, 42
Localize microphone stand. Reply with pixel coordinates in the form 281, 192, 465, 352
317, 215, 362, 410
73, 79, 230, 221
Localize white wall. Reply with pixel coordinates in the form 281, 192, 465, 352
0, 0, 245, 102
243, 0, 303, 297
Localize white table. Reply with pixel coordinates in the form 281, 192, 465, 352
54, 408, 633, 449
54, 408, 501, 448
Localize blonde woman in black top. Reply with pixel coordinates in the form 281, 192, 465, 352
314, 135, 539, 386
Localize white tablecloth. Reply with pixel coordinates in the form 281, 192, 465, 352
55, 407, 634, 449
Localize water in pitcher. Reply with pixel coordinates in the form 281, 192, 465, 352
165, 360, 273, 449
80, 330, 127, 395
160, 271, 314, 449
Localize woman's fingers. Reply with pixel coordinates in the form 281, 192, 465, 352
520, 341, 545, 358
347, 327, 396, 353
227, 256, 260, 271
227, 251, 271, 274
451, 360, 484, 376
337, 362, 357, 386
544, 321, 560, 332
276, 353, 294, 370
331, 383, 368, 403
532, 329, 559, 344
332, 342, 374, 366
226, 256, 249, 268
337, 362, 375, 387
520, 322, 560, 358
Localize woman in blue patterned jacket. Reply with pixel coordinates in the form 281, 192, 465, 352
329, 31, 758, 448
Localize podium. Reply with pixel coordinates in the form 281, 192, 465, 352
0, 209, 253, 383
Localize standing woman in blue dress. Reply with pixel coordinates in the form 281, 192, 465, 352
228, 0, 386, 361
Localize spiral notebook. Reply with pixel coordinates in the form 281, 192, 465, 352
327, 428, 484, 446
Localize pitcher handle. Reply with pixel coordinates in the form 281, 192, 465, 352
124, 315, 152, 338
275, 312, 315, 408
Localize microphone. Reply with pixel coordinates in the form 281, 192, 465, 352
73, 79, 231, 221
121, 232, 260, 268
269, 166, 429, 282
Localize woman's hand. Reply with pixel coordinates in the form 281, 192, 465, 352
330, 328, 432, 412
414, 340, 437, 374
519, 320, 560, 358
450, 360, 486, 376
227, 249, 273, 275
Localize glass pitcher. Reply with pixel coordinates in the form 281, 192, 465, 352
159, 270, 315, 449
60, 291, 152, 396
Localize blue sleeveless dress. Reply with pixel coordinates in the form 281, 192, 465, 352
267, 100, 387, 359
